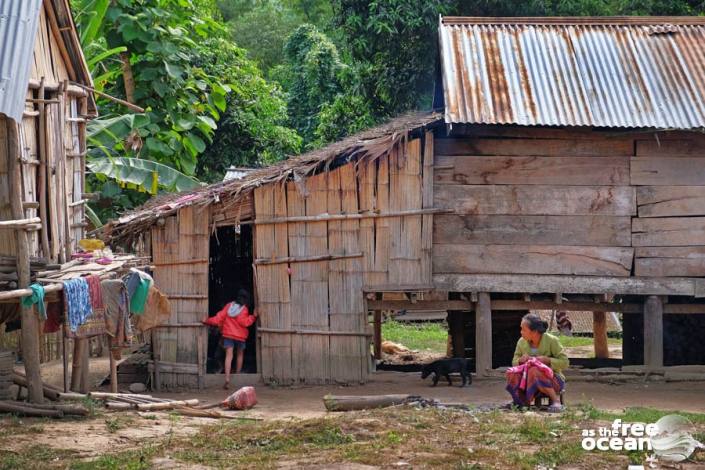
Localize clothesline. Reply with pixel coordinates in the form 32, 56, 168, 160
0, 255, 145, 302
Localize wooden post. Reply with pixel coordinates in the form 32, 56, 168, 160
475, 292, 492, 377
7, 119, 43, 403
593, 311, 609, 358
37, 78, 51, 260
109, 350, 118, 393
447, 311, 465, 358
373, 310, 382, 360
62, 335, 69, 392
70, 338, 89, 393
644, 295, 664, 369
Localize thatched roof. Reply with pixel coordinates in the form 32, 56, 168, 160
103, 112, 443, 244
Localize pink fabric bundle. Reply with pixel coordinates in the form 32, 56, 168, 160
222, 386, 257, 410
506, 357, 554, 391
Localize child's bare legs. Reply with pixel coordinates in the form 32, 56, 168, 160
236, 347, 245, 374
224, 346, 234, 388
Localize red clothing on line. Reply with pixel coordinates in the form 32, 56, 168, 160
204, 303, 255, 342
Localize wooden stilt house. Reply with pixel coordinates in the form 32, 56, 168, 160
0, 0, 105, 402
105, 16, 705, 389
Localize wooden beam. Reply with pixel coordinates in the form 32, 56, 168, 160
367, 300, 470, 311
475, 293, 492, 377
254, 208, 448, 225
593, 312, 609, 359
644, 296, 664, 369
37, 78, 50, 260
7, 119, 43, 403
373, 310, 382, 360
433, 274, 699, 296
0, 217, 42, 229
254, 252, 362, 266
258, 328, 372, 337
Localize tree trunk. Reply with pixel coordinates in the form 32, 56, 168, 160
120, 52, 136, 104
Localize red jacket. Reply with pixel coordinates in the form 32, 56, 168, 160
204, 303, 256, 342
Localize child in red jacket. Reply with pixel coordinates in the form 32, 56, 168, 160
203, 289, 257, 389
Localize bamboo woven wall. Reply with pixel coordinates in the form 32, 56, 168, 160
255, 134, 434, 384
151, 206, 209, 389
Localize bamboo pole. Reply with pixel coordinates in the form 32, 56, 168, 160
258, 328, 372, 336
0, 217, 42, 229
253, 208, 449, 225
37, 76, 49, 264
60, 81, 73, 263
7, 119, 43, 403
254, 252, 363, 266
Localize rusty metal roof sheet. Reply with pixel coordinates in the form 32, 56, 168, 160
439, 17, 705, 129
0, 0, 42, 123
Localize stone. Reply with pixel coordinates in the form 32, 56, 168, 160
129, 382, 147, 393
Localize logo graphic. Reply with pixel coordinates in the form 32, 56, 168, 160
581, 414, 703, 463
650, 415, 703, 462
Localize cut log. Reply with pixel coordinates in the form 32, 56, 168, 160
0, 400, 63, 417
12, 374, 59, 401
105, 401, 133, 410
136, 399, 199, 411
90, 392, 155, 400
433, 244, 633, 277
434, 155, 630, 186
323, 394, 414, 412
433, 215, 631, 246
20, 402, 90, 416
434, 185, 636, 216
57, 392, 87, 401
173, 407, 262, 420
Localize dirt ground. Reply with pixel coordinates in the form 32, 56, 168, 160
6, 355, 705, 466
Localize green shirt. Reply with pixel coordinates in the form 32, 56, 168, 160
511, 332, 569, 380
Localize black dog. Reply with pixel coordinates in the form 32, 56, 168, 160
421, 358, 472, 387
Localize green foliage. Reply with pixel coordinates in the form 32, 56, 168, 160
314, 93, 375, 144
193, 37, 301, 181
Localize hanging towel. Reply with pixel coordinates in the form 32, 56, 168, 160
85, 275, 104, 309
134, 286, 171, 332
21, 284, 46, 320
63, 278, 93, 333
43, 300, 62, 334
124, 269, 153, 315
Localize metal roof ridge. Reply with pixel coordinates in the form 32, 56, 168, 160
441, 16, 705, 26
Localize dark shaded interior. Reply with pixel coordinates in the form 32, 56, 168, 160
207, 225, 256, 373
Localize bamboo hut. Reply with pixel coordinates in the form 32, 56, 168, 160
0, 0, 143, 402
105, 16, 705, 388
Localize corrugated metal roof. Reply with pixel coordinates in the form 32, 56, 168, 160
0, 0, 42, 123
439, 16, 705, 129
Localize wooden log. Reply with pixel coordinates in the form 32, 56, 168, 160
21, 402, 89, 416
0, 282, 62, 301
434, 215, 631, 246
136, 399, 199, 411
109, 353, 118, 394
637, 186, 705, 218
434, 185, 636, 216
635, 246, 705, 277
323, 394, 413, 412
434, 155, 630, 186
70, 339, 87, 393
7, 119, 43, 403
433, 274, 699, 296
632, 217, 705, 247
475, 293, 492, 377
631, 158, 705, 186
434, 137, 633, 157
373, 310, 382, 360
57, 392, 87, 401
593, 312, 609, 359
105, 401, 133, 410
0, 401, 62, 417
433, 244, 634, 277
90, 392, 155, 400
644, 296, 664, 369
12, 374, 59, 401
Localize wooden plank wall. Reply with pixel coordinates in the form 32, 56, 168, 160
151, 206, 209, 389
254, 135, 433, 384
433, 129, 637, 277
632, 133, 705, 276
433, 128, 705, 279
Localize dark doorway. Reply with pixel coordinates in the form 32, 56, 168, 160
207, 225, 256, 373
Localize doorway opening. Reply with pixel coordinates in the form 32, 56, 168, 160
207, 225, 256, 373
